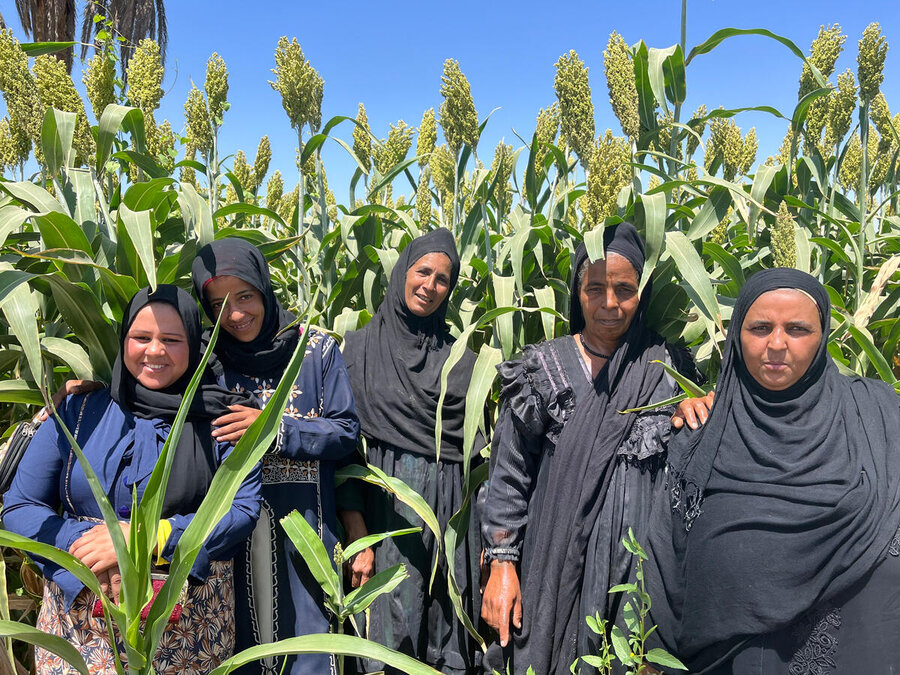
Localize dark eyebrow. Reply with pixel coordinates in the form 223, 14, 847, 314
786, 320, 815, 330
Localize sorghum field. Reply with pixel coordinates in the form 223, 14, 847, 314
0, 3, 896, 673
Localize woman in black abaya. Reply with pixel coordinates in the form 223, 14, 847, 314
480, 223, 699, 675
648, 268, 900, 674
340, 228, 482, 674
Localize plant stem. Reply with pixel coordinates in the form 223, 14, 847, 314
857, 101, 870, 306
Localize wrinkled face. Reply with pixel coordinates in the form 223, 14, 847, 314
404, 252, 453, 318
740, 289, 823, 391
204, 275, 266, 343
578, 253, 640, 346
124, 303, 191, 390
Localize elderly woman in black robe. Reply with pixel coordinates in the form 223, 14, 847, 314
480, 223, 699, 675
647, 268, 900, 674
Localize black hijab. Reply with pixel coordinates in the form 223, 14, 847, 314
110, 285, 254, 517
651, 268, 900, 671
191, 238, 299, 379
343, 228, 475, 462
514, 222, 673, 674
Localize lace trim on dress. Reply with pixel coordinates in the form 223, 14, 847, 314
788, 607, 841, 675
670, 478, 704, 532
889, 524, 900, 557
618, 410, 673, 465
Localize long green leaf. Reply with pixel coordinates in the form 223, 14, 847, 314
0, 621, 89, 675
639, 191, 666, 293
342, 564, 409, 615
41, 108, 76, 176
281, 510, 341, 612
146, 324, 310, 644
664, 231, 721, 327
209, 634, 442, 675
41, 337, 94, 380
336, 463, 441, 587
0, 282, 42, 388
117, 204, 157, 290
342, 528, 421, 561
0, 381, 43, 405
96, 105, 145, 172
687, 28, 827, 88
44, 275, 118, 383
462, 343, 500, 479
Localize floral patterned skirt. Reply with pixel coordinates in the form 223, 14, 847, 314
35, 560, 235, 675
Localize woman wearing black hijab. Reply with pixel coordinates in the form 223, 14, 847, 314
647, 268, 900, 674
3, 285, 262, 673
192, 238, 359, 675
480, 222, 700, 675
340, 227, 482, 674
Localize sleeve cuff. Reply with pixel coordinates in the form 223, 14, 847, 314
483, 547, 520, 563
155, 519, 172, 566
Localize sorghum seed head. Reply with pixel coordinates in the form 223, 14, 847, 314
205, 52, 229, 126
603, 32, 640, 140
555, 50, 595, 167
857, 23, 888, 103
439, 59, 479, 155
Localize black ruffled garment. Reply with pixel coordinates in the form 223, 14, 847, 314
481, 335, 686, 674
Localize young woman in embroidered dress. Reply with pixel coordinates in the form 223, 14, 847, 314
192, 238, 359, 675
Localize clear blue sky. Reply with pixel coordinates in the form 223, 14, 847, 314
2, 0, 899, 197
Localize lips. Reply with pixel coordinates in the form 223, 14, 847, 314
229, 318, 255, 332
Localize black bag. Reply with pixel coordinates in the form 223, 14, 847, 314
0, 419, 40, 495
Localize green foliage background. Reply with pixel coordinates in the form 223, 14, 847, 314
0, 9, 897, 674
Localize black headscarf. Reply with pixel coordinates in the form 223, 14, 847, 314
343, 228, 475, 462
191, 238, 299, 379
514, 223, 673, 674
650, 268, 900, 671
110, 285, 254, 517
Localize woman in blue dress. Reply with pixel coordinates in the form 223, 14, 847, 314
192, 238, 359, 675
3, 284, 262, 674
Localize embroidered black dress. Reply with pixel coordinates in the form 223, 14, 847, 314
223, 329, 359, 675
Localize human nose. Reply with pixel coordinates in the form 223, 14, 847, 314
145, 338, 165, 356
603, 286, 618, 309
422, 275, 437, 292
768, 328, 788, 351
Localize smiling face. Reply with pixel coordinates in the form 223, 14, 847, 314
578, 253, 641, 350
123, 303, 191, 390
203, 275, 266, 342
404, 252, 453, 318
740, 288, 823, 391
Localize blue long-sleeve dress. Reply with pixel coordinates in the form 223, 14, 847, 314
3, 389, 262, 673
220, 328, 359, 675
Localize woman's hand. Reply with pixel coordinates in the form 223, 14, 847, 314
212, 405, 263, 443
38, 380, 103, 421
348, 547, 375, 588
338, 509, 375, 588
69, 522, 130, 574
671, 391, 715, 430
481, 560, 522, 647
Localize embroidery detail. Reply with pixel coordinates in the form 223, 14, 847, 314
246, 502, 281, 675
889, 525, 900, 557
789, 608, 841, 675
261, 455, 320, 484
